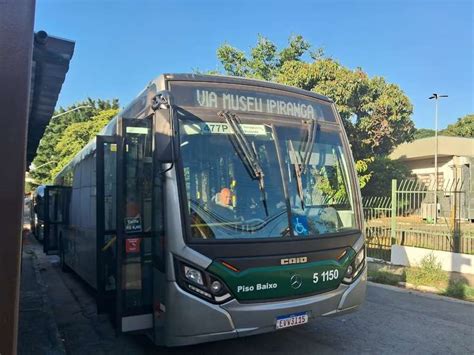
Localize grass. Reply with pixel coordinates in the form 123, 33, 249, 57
403, 254, 448, 289
368, 253, 473, 302
443, 281, 474, 301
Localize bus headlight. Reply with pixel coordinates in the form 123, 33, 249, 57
342, 246, 365, 284
354, 247, 365, 269
175, 259, 233, 304
184, 265, 204, 286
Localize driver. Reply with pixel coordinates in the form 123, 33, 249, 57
214, 187, 234, 210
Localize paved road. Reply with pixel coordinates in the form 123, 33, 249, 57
28, 238, 474, 355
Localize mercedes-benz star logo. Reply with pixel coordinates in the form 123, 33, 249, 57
290, 274, 303, 289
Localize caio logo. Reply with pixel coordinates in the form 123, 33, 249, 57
280, 256, 308, 265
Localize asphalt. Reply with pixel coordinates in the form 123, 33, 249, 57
18, 234, 474, 354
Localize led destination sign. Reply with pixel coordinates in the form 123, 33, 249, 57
169, 82, 336, 122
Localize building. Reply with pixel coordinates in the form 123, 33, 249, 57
390, 135, 474, 220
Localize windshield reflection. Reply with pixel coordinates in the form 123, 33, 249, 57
276, 125, 356, 236
179, 116, 357, 241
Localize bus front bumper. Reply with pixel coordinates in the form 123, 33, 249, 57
160, 267, 367, 347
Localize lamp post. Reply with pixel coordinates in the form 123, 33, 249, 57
428, 93, 448, 224
30, 160, 58, 170
28, 105, 92, 175
51, 105, 92, 119
28, 159, 58, 172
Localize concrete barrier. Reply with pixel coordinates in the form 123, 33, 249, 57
391, 245, 474, 275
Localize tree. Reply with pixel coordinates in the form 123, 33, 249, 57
441, 114, 473, 138
414, 128, 435, 139
413, 115, 473, 140
50, 109, 119, 178
362, 157, 413, 197
276, 60, 414, 160
215, 35, 415, 190
217, 35, 310, 80
30, 98, 119, 184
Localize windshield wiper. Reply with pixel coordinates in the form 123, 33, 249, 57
289, 120, 317, 210
288, 140, 305, 210
218, 110, 269, 217
300, 119, 316, 174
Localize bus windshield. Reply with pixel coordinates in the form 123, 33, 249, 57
179, 116, 357, 241
276, 125, 356, 236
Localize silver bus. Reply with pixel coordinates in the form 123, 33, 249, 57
43, 74, 366, 346
31, 185, 46, 242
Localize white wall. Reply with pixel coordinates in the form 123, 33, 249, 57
391, 245, 474, 275
408, 157, 453, 184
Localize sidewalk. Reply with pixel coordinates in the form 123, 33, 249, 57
18, 233, 66, 354
17, 233, 156, 355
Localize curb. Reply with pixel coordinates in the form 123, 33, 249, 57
397, 281, 439, 293
368, 281, 474, 305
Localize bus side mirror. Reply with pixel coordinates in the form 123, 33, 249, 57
153, 91, 177, 164
154, 108, 175, 163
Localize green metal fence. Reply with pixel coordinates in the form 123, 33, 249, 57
363, 178, 474, 261
363, 196, 392, 260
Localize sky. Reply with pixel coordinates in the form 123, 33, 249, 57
35, 0, 473, 129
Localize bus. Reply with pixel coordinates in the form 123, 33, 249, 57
43, 74, 366, 346
30, 185, 45, 242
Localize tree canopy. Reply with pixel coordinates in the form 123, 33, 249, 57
413, 114, 473, 139
217, 35, 312, 80
441, 114, 473, 138
216, 35, 415, 160
50, 109, 119, 178
30, 98, 119, 184
414, 128, 435, 139
215, 35, 415, 192
363, 157, 413, 197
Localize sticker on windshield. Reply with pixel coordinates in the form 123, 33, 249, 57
240, 124, 267, 136
202, 122, 231, 134
183, 122, 267, 136
292, 216, 309, 236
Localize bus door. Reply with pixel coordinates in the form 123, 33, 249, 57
96, 135, 119, 314
43, 185, 70, 254
116, 117, 154, 333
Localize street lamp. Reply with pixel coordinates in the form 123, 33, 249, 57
428, 93, 448, 224
29, 160, 58, 171
28, 105, 92, 172
51, 105, 92, 119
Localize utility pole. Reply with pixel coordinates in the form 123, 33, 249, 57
428, 93, 448, 224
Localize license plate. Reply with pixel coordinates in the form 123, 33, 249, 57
276, 312, 309, 329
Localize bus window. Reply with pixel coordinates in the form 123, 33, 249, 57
103, 143, 117, 232
121, 127, 153, 315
